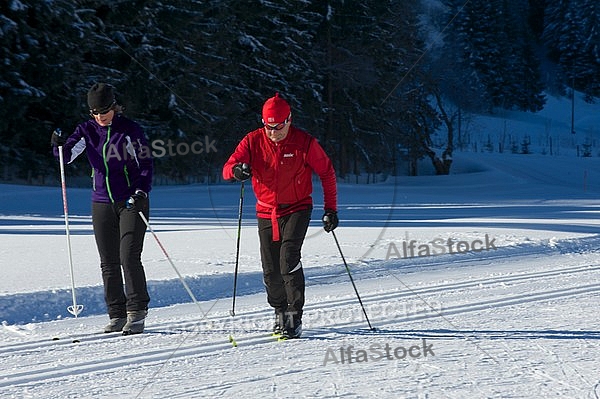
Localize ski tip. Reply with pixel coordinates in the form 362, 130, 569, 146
52, 336, 80, 343
277, 335, 301, 341
228, 335, 237, 347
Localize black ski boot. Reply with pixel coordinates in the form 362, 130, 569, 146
272, 310, 286, 336
281, 314, 302, 339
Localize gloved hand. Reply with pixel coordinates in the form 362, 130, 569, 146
322, 210, 339, 232
232, 163, 252, 182
126, 189, 148, 212
51, 128, 66, 147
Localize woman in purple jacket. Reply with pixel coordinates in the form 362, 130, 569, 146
51, 83, 153, 335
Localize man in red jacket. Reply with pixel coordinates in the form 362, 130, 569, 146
223, 93, 338, 339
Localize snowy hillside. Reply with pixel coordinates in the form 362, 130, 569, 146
1, 92, 600, 397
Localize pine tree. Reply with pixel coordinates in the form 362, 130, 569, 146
573, 0, 600, 100
442, 0, 545, 112
315, 0, 434, 177
0, 0, 97, 182
501, 0, 546, 111
543, 0, 600, 101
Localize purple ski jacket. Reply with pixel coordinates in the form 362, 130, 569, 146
55, 114, 153, 203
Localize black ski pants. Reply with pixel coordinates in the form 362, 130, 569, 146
258, 208, 311, 320
92, 200, 150, 319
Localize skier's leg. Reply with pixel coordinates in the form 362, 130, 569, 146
279, 208, 311, 320
118, 200, 150, 313
92, 202, 126, 319
258, 217, 287, 313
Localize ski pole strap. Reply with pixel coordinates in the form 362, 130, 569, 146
256, 199, 280, 241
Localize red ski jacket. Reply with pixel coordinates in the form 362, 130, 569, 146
223, 126, 337, 240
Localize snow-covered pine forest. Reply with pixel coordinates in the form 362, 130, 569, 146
1, 0, 599, 183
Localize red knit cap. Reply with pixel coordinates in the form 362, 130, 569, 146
262, 93, 291, 124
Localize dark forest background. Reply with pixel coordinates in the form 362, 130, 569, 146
1, 0, 598, 184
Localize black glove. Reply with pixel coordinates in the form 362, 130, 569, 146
322, 210, 339, 232
126, 189, 148, 212
51, 128, 66, 147
232, 163, 252, 182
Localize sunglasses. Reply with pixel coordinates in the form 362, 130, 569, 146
89, 101, 116, 116
262, 115, 290, 131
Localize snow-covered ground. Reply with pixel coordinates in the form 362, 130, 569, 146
2, 92, 600, 398
2, 150, 600, 398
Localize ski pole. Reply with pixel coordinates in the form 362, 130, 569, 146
137, 211, 207, 317
228, 181, 245, 347
330, 229, 374, 330
230, 181, 245, 317
58, 144, 83, 317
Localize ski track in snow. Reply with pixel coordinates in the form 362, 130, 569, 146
1, 250, 599, 397
2, 237, 600, 398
